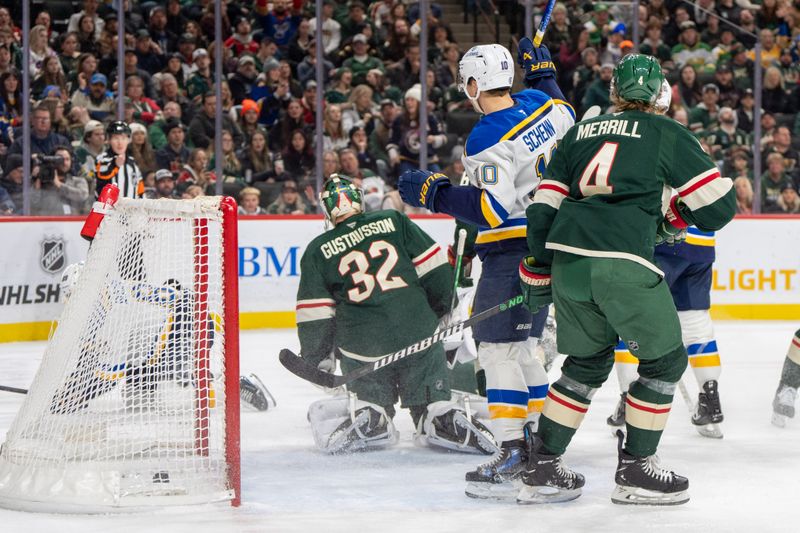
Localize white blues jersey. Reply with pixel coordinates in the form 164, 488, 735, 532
461, 89, 574, 254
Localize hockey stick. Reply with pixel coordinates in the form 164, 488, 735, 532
0, 384, 28, 395
676, 379, 694, 411
280, 295, 525, 388
445, 228, 468, 368
450, 228, 467, 313
533, 0, 557, 47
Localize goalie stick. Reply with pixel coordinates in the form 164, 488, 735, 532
280, 295, 525, 388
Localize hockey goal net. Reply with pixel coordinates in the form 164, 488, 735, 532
0, 196, 240, 512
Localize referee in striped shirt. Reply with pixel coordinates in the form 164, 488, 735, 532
95, 121, 144, 198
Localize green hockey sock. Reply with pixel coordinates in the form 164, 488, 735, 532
537, 376, 598, 456
624, 378, 675, 457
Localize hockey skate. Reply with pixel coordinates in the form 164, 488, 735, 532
772, 385, 797, 428
691, 380, 723, 439
517, 425, 585, 504
465, 440, 527, 500
611, 430, 689, 506
606, 392, 626, 428
240, 374, 276, 412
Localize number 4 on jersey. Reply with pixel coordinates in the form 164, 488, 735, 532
578, 141, 618, 196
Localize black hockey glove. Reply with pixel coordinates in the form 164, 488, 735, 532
519, 256, 552, 312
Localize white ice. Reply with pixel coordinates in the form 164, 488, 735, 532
0, 321, 798, 533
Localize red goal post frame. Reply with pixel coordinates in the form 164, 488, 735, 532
220, 197, 242, 507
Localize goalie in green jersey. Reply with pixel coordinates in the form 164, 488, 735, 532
516, 55, 736, 506
296, 175, 497, 455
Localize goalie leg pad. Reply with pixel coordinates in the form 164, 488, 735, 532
308, 395, 398, 454
416, 400, 499, 455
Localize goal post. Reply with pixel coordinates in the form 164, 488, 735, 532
0, 196, 241, 512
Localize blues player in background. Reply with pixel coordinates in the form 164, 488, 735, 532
397, 40, 574, 499
609, 230, 725, 438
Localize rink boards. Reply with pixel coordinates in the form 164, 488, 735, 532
0, 215, 798, 342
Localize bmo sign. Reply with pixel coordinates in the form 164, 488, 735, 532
238, 246, 301, 278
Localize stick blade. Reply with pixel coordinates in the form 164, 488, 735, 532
278, 349, 337, 389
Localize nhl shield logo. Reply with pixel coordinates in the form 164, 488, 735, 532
628, 340, 640, 352
41, 237, 66, 274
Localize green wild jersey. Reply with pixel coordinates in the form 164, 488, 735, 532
527, 110, 736, 273
296, 210, 453, 366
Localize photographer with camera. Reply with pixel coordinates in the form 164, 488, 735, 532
30, 154, 66, 216
31, 146, 90, 215
28, 147, 85, 215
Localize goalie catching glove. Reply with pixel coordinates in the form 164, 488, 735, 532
519, 256, 552, 312
656, 196, 692, 246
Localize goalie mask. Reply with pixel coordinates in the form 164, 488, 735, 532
320, 174, 363, 225
458, 44, 514, 114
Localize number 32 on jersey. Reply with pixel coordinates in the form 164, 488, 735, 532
338, 240, 407, 303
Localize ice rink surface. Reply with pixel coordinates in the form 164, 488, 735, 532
0, 321, 798, 533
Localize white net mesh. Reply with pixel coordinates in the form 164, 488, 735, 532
0, 197, 236, 512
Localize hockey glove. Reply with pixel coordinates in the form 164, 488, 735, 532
519, 256, 552, 312
656, 197, 692, 246
398, 169, 451, 212
517, 38, 556, 87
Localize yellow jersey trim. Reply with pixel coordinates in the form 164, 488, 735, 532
480, 191, 503, 228
500, 100, 554, 141
476, 227, 527, 243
